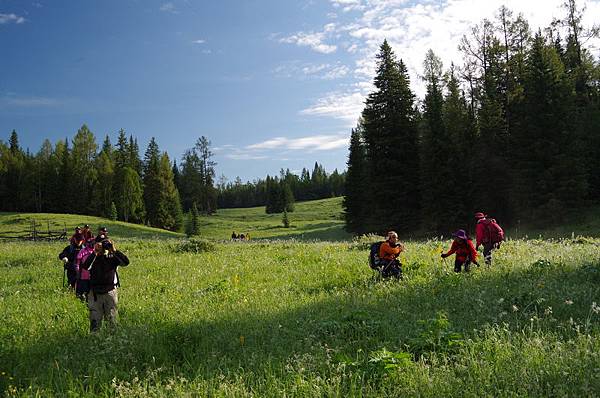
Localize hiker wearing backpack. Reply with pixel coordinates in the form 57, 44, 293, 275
475, 212, 505, 266
75, 239, 95, 301
441, 229, 479, 272
58, 242, 83, 289
375, 231, 404, 279
81, 238, 129, 332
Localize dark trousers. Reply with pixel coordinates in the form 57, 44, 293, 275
454, 258, 471, 273
483, 243, 498, 265
380, 260, 402, 279
65, 265, 77, 288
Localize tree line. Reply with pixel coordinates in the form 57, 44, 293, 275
0, 128, 221, 231
216, 163, 345, 211
344, 1, 600, 235
0, 127, 346, 230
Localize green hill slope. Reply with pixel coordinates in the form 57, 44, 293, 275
198, 196, 350, 241
0, 212, 182, 240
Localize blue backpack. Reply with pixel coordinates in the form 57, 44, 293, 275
369, 241, 384, 270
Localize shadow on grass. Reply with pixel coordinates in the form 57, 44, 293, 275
4, 261, 600, 394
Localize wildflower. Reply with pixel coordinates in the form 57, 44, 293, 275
565, 299, 573, 305
512, 305, 519, 312
544, 306, 553, 315
239, 335, 245, 346
592, 302, 600, 314
497, 298, 504, 304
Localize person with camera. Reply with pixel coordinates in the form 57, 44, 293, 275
81, 238, 129, 332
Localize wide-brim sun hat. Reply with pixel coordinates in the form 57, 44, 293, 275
452, 229, 469, 240
474, 212, 486, 219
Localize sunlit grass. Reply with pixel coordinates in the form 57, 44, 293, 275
2, 236, 600, 396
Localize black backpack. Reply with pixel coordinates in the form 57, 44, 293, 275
369, 241, 384, 270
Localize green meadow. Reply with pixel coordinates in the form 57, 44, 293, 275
1, 199, 600, 397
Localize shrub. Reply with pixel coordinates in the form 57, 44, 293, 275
173, 239, 215, 254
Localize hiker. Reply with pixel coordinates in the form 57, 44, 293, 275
475, 212, 505, 266
70, 227, 85, 247
82, 224, 93, 241
75, 238, 95, 301
95, 226, 108, 242
231, 231, 238, 240
377, 231, 404, 278
58, 241, 82, 289
441, 229, 479, 273
81, 238, 129, 332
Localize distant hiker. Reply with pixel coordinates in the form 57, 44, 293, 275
441, 229, 479, 273
81, 238, 129, 332
75, 239, 95, 301
475, 212, 505, 266
58, 242, 82, 289
82, 224, 93, 241
376, 231, 404, 279
231, 231, 238, 240
70, 227, 85, 247
240, 233, 246, 241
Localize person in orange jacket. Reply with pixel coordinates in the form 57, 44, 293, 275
441, 229, 479, 273
378, 231, 404, 278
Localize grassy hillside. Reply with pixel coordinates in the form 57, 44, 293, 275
198, 197, 350, 241
1, 237, 600, 396
0, 212, 182, 240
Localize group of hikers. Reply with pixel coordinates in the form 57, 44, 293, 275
58, 225, 129, 332
57, 212, 502, 333
231, 231, 250, 241
370, 212, 504, 279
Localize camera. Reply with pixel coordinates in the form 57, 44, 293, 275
101, 240, 113, 251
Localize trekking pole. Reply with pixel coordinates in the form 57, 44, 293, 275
62, 267, 66, 288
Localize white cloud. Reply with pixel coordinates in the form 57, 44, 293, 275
274, 61, 350, 80
192, 39, 206, 44
279, 29, 338, 54
159, 2, 178, 14
247, 134, 349, 151
0, 13, 25, 24
293, 0, 600, 125
300, 90, 366, 125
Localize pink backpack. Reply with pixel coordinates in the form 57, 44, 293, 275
76, 246, 94, 280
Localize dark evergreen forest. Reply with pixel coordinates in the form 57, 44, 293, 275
344, 1, 600, 235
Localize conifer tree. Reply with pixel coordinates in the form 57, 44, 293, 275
157, 152, 184, 231
143, 137, 162, 226
343, 122, 368, 234
362, 40, 420, 233
420, 50, 455, 233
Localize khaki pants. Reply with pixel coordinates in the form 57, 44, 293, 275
87, 289, 118, 332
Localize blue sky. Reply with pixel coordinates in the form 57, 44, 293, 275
1, 0, 599, 182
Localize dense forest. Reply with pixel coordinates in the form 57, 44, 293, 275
216, 163, 345, 210
344, 1, 600, 235
0, 126, 345, 230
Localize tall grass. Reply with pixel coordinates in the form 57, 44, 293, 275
2, 237, 600, 396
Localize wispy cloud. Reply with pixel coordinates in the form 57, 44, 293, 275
300, 90, 366, 125
192, 39, 206, 44
0, 13, 26, 24
214, 134, 350, 161
279, 24, 338, 54
0, 94, 61, 107
159, 2, 178, 14
247, 134, 349, 151
273, 61, 349, 80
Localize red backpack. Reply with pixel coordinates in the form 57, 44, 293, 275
483, 218, 504, 243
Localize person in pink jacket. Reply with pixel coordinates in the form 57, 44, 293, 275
75, 239, 95, 301
475, 212, 505, 266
